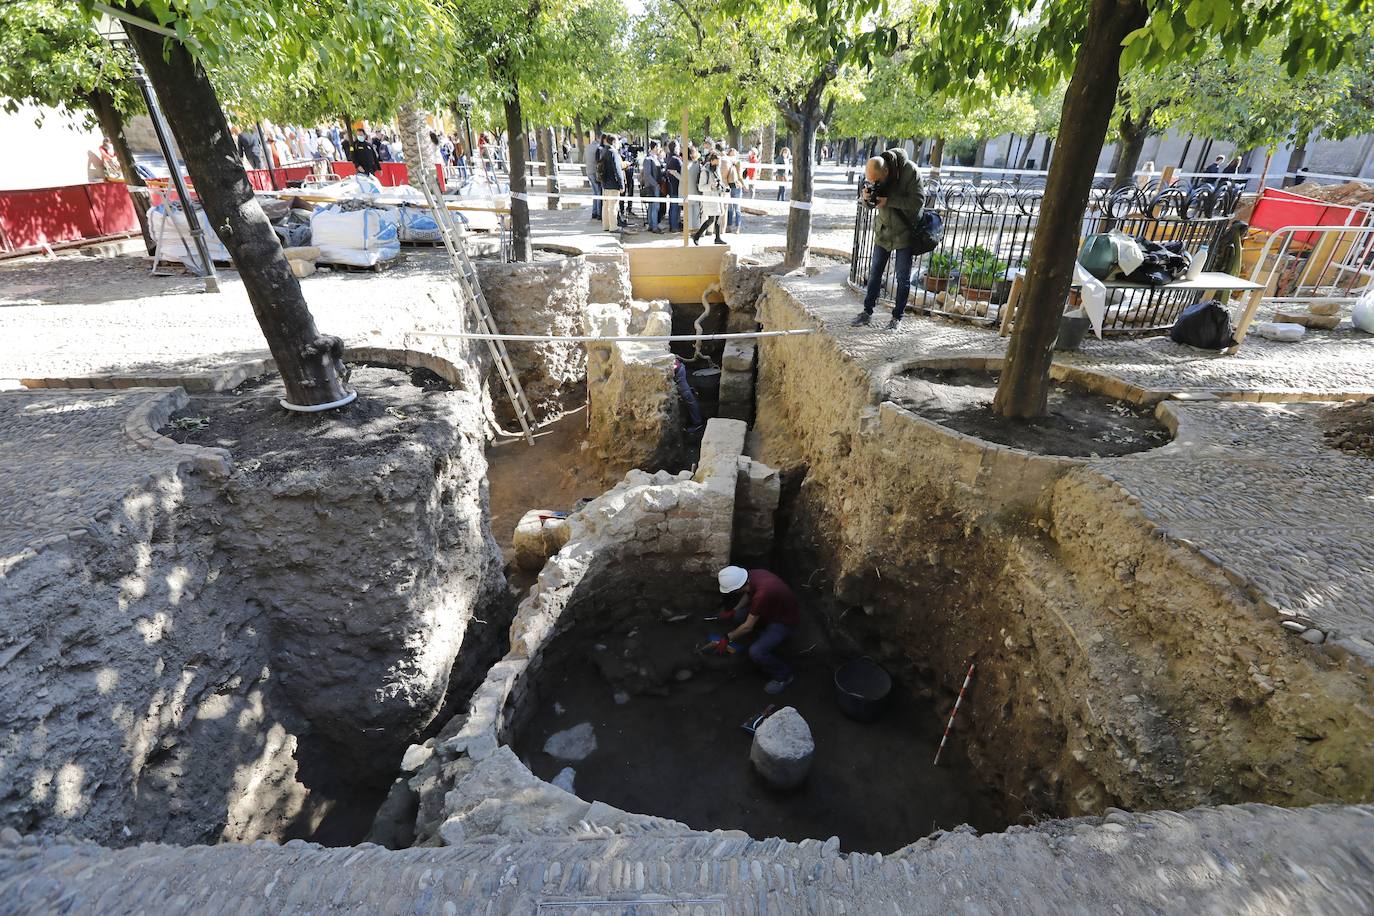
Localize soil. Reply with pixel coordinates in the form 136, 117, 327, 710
886, 368, 1170, 458
1319, 399, 1374, 459
485, 403, 609, 594
164, 366, 458, 474
511, 595, 1007, 853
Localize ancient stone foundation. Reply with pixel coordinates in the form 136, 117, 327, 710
374, 419, 748, 846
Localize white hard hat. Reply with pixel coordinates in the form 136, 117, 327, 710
718, 566, 748, 594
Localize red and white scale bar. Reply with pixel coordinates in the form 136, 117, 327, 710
932, 662, 976, 766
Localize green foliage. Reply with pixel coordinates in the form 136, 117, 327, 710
911, 0, 1365, 98
926, 248, 959, 277
0, 1, 140, 125
957, 244, 1008, 288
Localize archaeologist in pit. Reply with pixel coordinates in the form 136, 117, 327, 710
712, 566, 799, 694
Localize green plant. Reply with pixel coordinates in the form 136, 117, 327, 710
959, 246, 1009, 289
927, 250, 960, 278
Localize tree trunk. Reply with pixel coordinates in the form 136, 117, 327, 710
535, 122, 549, 181
123, 12, 349, 408
1018, 131, 1037, 169
397, 100, 437, 198
1285, 135, 1308, 186
574, 114, 586, 162
972, 137, 989, 184
1111, 116, 1150, 190
992, 0, 1147, 419
87, 88, 153, 254
502, 78, 532, 262
762, 119, 776, 180
1177, 133, 1194, 171
722, 97, 741, 150
1193, 138, 1213, 173
929, 136, 945, 180
1041, 135, 1053, 171
779, 75, 826, 268
1256, 148, 1274, 191
543, 125, 560, 209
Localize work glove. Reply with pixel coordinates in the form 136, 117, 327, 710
712, 637, 732, 656
718, 608, 736, 620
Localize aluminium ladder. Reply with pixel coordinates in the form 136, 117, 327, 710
412, 149, 537, 444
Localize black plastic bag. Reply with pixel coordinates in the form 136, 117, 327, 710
1170, 299, 1236, 349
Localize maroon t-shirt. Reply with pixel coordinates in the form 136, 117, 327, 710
747, 569, 800, 627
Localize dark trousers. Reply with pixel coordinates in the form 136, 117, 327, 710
673, 360, 703, 429
748, 622, 793, 679
863, 244, 914, 318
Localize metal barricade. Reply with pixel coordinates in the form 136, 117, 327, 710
1233, 220, 1374, 346
848, 178, 1241, 332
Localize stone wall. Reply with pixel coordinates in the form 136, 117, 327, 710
752, 277, 1374, 820
475, 254, 590, 423
584, 300, 683, 477
0, 361, 509, 847
383, 419, 747, 846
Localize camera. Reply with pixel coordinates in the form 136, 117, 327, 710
860, 178, 883, 209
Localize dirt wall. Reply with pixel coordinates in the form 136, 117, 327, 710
752, 278, 1374, 822
476, 255, 590, 423
0, 368, 510, 847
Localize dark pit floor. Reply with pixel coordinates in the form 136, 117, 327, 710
512, 604, 1007, 853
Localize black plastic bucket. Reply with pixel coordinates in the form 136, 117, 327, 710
834, 657, 892, 722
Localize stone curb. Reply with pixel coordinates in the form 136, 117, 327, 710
121, 387, 233, 479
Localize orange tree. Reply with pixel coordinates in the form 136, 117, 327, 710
913, 0, 1367, 418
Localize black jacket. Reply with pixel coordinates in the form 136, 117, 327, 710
597, 145, 624, 190
351, 140, 381, 176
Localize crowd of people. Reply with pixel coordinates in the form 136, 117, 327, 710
584, 133, 797, 238
226, 120, 502, 183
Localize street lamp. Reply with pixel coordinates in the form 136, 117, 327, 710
96, 11, 219, 293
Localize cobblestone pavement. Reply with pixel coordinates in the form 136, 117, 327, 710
0, 390, 187, 564
780, 269, 1374, 650
1090, 401, 1374, 654
2, 803, 1371, 913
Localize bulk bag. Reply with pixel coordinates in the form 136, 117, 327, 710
310, 205, 400, 267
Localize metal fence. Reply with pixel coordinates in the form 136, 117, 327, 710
848, 178, 1243, 332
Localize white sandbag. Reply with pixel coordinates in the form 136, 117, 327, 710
310, 205, 400, 267
310, 174, 386, 200
398, 207, 443, 242
1252, 321, 1306, 342
1353, 287, 1374, 334
148, 205, 230, 265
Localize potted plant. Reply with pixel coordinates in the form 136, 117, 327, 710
957, 245, 1010, 302
923, 250, 958, 293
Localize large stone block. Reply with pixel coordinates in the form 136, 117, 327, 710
750, 707, 814, 789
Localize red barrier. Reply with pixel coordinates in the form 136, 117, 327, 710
0, 182, 138, 252
1249, 187, 1359, 246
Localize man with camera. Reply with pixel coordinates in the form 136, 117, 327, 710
852, 148, 926, 330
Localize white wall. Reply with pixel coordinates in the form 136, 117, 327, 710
0, 101, 106, 191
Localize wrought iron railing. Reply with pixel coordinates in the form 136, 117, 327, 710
848, 178, 1243, 332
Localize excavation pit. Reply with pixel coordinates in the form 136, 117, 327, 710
510, 597, 1008, 853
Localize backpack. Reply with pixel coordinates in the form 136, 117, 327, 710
1170, 299, 1236, 350
894, 207, 943, 255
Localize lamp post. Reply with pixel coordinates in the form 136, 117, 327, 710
457, 92, 476, 185
97, 13, 219, 293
